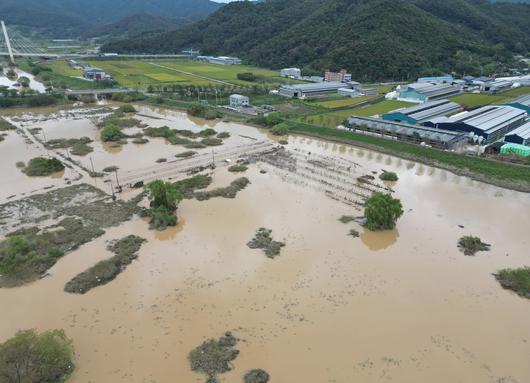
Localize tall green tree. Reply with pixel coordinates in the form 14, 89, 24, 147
364, 193, 403, 231
0, 329, 74, 383
145, 180, 182, 211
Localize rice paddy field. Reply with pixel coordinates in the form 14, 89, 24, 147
297, 99, 415, 128
450, 87, 530, 108
312, 95, 377, 109
42, 59, 299, 88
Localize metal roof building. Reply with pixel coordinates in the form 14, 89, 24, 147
417, 75, 453, 84
505, 94, 530, 114
504, 121, 530, 146
397, 82, 462, 103
347, 116, 466, 149
483, 79, 513, 94
279, 82, 348, 99
424, 105, 527, 143
383, 99, 462, 125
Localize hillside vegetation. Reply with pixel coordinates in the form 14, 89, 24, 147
103, 0, 530, 81
0, 0, 220, 37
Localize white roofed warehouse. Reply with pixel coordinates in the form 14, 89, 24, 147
383, 99, 462, 125
424, 105, 527, 143
278, 82, 349, 99
396, 82, 462, 103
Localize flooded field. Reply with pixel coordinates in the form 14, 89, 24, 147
1, 105, 530, 383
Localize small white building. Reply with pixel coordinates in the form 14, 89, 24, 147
338, 88, 361, 98
280, 68, 301, 79
230, 94, 250, 108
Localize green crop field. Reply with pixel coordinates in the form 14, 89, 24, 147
46, 60, 82, 77
349, 100, 413, 117
450, 87, 530, 109
450, 93, 507, 108
85, 60, 210, 88
74, 59, 304, 88
313, 95, 376, 109
155, 60, 294, 86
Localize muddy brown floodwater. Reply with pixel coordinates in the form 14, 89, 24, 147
1, 105, 530, 383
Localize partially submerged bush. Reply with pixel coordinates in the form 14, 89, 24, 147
194, 177, 250, 201
102, 166, 119, 173
200, 138, 223, 146
338, 215, 355, 224
143, 126, 174, 139
185, 142, 207, 149
228, 164, 248, 173
0, 218, 107, 286
199, 128, 217, 137
379, 171, 398, 182
217, 132, 230, 139
495, 267, 530, 299
364, 193, 403, 231
247, 228, 285, 258
143, 180, 182, 230
244, 369, 270, 383
0, 329, 74, 383
64, 235, 146, 294
46, 135, 93, 156
187, 104, 223, 120
175, 151, 197, 158
100, 124, 124, 142
132, 137, 149, 144
118, 104, 136, 113
22, 157, 64, 176
0, 117, 16, 131
174, 175, 212, 199
270, 123, 289, 136
188, 332, 239, 383
457, 236, 490, 256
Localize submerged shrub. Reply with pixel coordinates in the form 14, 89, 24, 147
457, 236, 490, 256
364, 193, 403, 231
495, 267, 530, 299
22, 157, 64, 176
379, 171, 398, 182
244, 369, 270, 383
0, 329, 74, 383
188, 332, 239, 382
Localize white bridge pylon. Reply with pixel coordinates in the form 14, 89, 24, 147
1, 20, 14, 63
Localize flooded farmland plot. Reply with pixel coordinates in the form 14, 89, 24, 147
1, 105, 530, 383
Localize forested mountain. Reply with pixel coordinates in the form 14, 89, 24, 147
103, 0, 530, 81
0, 0, 221, 37
83, 14, 181, 39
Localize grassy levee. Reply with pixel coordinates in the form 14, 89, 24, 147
284, 120, 530, 192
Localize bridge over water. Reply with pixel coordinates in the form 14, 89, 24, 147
0, 21, 186, 62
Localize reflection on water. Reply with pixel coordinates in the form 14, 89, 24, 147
50, 170, 65, 179
360, 228, 400, 251
102, 142, 123, 154
153, 218, 186, 241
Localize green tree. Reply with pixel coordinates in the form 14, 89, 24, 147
0, 329, 74, 383
364, 193, 403, 231
145, 180, 182, 211
18, 77, 30, 88
244, 369, 270, 383
100, 124, 124, 142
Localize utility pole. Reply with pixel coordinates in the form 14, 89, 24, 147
1, 21, 14, 65
89, 157, 95, 174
